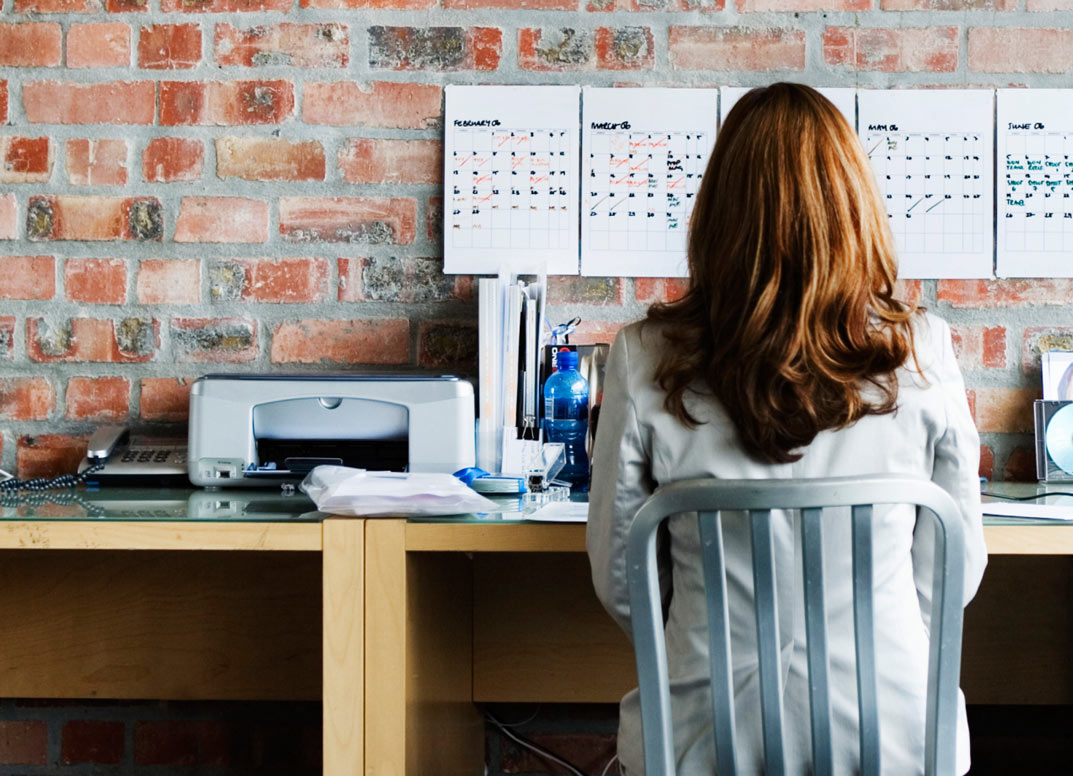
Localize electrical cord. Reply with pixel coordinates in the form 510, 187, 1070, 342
484, 710, 586, 776
0, 463, 104, 493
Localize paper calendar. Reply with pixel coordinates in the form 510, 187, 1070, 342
858, 90, 994, 279
997, 90, 1073, 278
443, 85, 580, 276
580, 87, 718, 278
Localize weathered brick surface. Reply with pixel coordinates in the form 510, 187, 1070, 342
0, 317, 14, 360
0, 378, 54, 421
65, 376, 131, 420
339, 139, 441, 184
65, 257, 127, 304
303, 0, 433, 7
23, 81, 155, 125
950, 324, 1006, 371
160, 80, 295, 125
0, 23, 63, 67
823, 26, 958, 72
971, 387, 1039, 433
549, 276, 625, 305
368, 27, 502, 71
0, 137, 53, 184
338, 256, 471, 302
270, 318, 409, 363
27, 196, 162, 242
62, 720, 125, 766
634, 277, 689, 304
937, 279, 1073, 307
214, 23, 349, 67
0, 194, 16, 240
279, 197, 416, 244
174, 197, 269, 243
171, 317, 258, 362
66, 139, 129, 186
0, 81, 7, 124
1022, 326, 1073, 374
1003, 447, 1037, 482
418, 320, 478, 367
0, 722, 48, 765
303, 82, 442, 128
137, 258, 201, 304
669, 27, 806, 71
588, 0, 721, 10
884, 0, 1013, 7
143, 138, 204, 182
161, 0, 291, 11
739, 0, 865, 8
67, 23, 131, 68
16, 434, 88, 479
216, 137, 326, 181
209, 257, 331, 303
28, 317, 159, 363
139, 23, 202, 69
969, 28, 1073, 73
140, 377, 193, 420
0, 256, 55, 300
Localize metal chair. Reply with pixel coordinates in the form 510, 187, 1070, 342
626, 475, 965, 776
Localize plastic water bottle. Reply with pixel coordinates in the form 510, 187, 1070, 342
543, 349, 589, 491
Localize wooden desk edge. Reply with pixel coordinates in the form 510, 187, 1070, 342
405, 521, 587, 552
0, 521, 323, 551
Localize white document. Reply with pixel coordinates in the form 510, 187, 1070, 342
444, 85, 581, 276
858, 90, 994, 279
524, 500, 590, 523
581, 87, 718, 278
997, 90, 1073, 278
720, 86, 856, 128
981, 500, 1073, 521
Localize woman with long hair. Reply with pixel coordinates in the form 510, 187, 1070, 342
587, 83, 988, 775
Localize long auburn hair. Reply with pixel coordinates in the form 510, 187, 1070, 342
646, 83, 919, 464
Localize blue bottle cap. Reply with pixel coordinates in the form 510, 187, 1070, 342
558, 350, 579, 371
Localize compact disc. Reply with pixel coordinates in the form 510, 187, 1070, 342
1046, 403, 1073, 475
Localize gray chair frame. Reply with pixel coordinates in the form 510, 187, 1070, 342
626, 474, 966, 776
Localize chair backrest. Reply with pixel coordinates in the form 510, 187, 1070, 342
626, 474, 965, 776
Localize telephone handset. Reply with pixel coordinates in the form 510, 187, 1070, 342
77, 425, 190, 486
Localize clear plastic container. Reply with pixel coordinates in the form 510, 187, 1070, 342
542, 350, 589, 492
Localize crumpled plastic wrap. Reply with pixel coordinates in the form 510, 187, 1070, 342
300, 465, 497, 517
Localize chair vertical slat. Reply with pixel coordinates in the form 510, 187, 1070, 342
750, 508, 786, 776
801, 507, 833, 776
852, 504, 881, 776
698, 510, 740, 776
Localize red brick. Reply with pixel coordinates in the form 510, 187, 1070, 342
427, 195, 442, 242
595, 27, 655, 70
136, 259, 201, 304
162, 0, 290, 11
518, 28, 593, 71
972, 387, 1038, 433
893, 279, 923, 306
171, 317, 258, 363
1028, 0, 1073, 8
23, 81, 155, 125
62, 721, 124, 766
549, 276, 625, 305
66, 139, 129, 186
143, 137, 203, 182
0, 194, 15, 240
68, 23, 131, 67
1021, 326, 1073, 374
339, 139, 441, 184
0, 23, 61, 67
739, 0, 865, 8
0, 137, 53, 183
65, 258, 127, 304
588, 0, 720, 10
175, 197, 268, 243
417, 320, 477, 367
0, 256, 55, 300
0, 378, 54, 421
446, 0, 572, 8
0, 81, 7, 123
1003, 447, 1037, 482
0, 317, 14, 360
160, 80, 294, 125
969, 28, 1073, 73
15, 0, 88, 8
214, 23, 348, 67
66, 376, 130, 420
635, 277, 689, 303
950, 325, 1006, 371
17, 435, 88, 479
209, 257, 331, 303
109, 0, 150, 11
304, 82, 441, 128
302, 0, 432, 9
669, 26, 805, 71
279, 197, 416, 244
270, 318, 409, 364
569, 319, 624, 345
216, 137, 325, 181
937, 279, 1073, 308
140, 377, 193, 421
26, 196, 162, 242
139, 24, 202, 69
979, 444, 994, 481
823, 26, 958, 72
0, 722, 47, 765
28, 317, 158, 363
133, 721, 234, 767
338, 256, 471, 302
368, 26, 501, 71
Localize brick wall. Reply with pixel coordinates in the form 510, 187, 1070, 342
2, 0, 1073, 479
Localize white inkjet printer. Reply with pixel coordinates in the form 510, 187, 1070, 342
188, 374, 475, 487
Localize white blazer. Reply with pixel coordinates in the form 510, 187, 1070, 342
587, 312, 988, 776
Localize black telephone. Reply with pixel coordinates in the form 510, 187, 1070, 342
77, 425, 190, 487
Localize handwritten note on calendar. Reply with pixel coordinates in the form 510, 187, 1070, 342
580, 87, 718, 278
997, 90, 1073, 278
443, 85, 580, 276
858, 90, 994, 279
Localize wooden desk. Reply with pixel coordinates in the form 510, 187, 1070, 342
0, 507, 1070, 776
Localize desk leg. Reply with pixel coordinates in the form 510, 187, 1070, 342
365, 520, 484, 776
324, 518, 365, 776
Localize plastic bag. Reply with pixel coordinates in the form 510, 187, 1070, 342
300, 465, 497, 517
